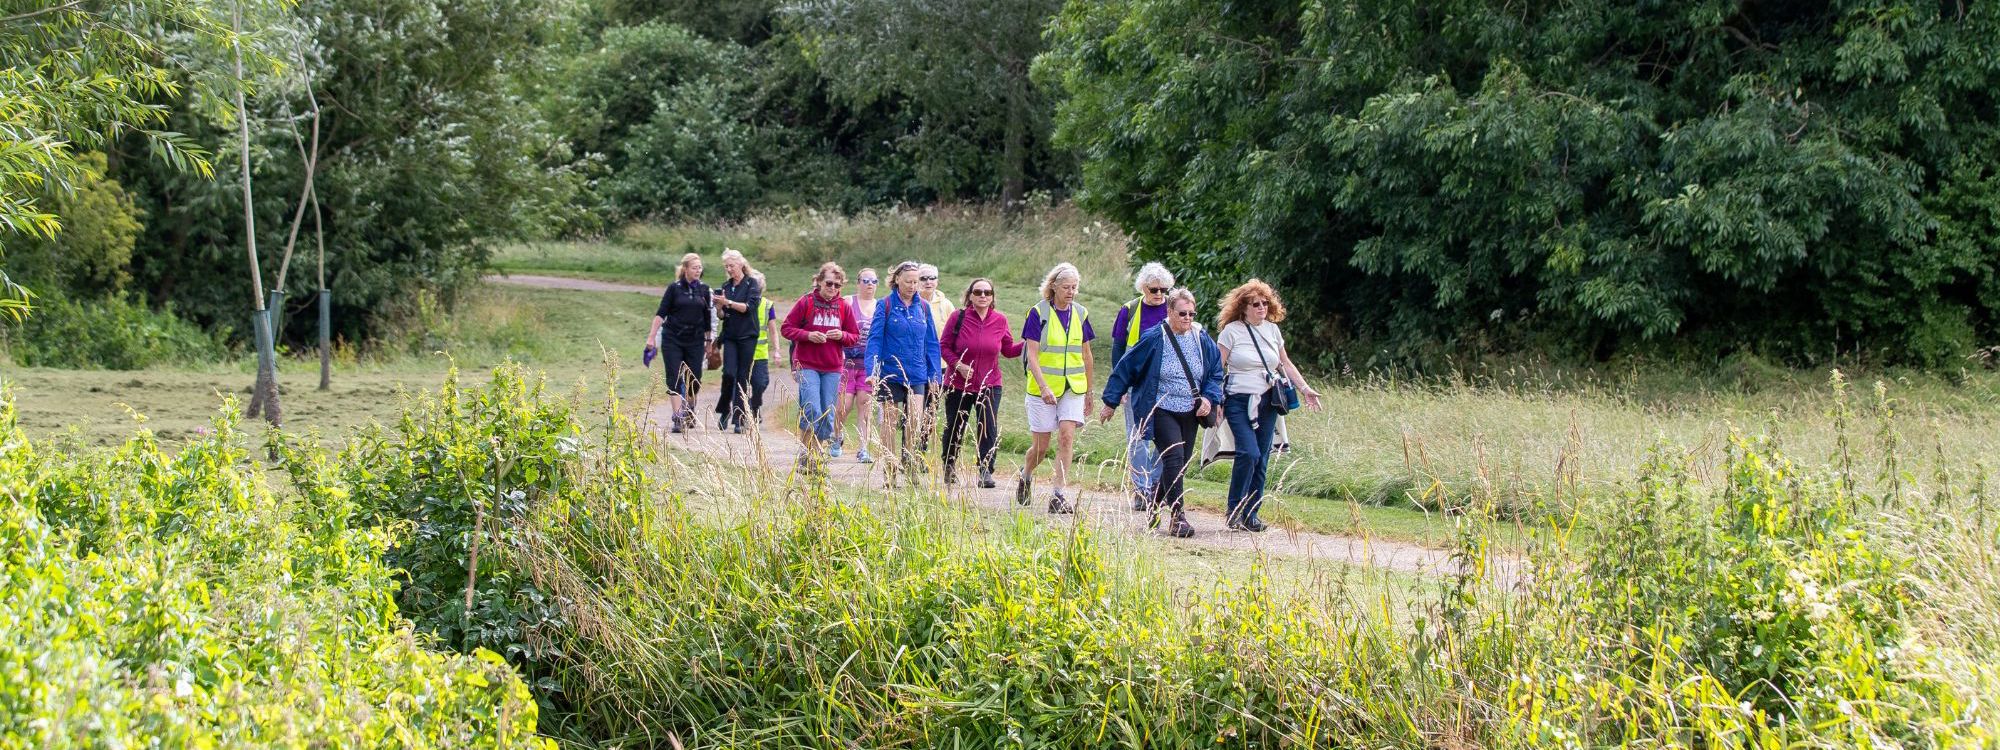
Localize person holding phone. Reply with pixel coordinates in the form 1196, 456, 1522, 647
782, 263, 860, 470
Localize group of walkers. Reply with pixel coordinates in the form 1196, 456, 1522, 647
645, 252, 1324, 537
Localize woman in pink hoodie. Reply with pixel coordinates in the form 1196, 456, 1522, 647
782, 262, 861, 471
938, 277, 1024, 487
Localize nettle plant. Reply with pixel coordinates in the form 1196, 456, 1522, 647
1580, 434, 1969, 743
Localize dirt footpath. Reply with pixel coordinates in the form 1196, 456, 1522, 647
647, 383, 1523, 586
485, 274, 661, 295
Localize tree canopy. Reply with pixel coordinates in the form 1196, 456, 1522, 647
1040, 0, 2000, 366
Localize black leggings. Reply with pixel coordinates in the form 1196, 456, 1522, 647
716, 358, 773, 421
717, 336, 756, 424
658, 337, 705, 400
941, 387, 1000, 474
1151, 408, 1199, 512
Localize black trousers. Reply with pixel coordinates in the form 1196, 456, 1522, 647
658, 336, 705, 401
714, 336, 757, 425
718, 359, 773, 419
941, 387, 1000, 474
1151, 408, 1199, 512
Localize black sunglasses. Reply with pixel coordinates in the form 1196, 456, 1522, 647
822, 281, 845, 288
1148, 287, 1169, 294
970, 289, 994, 296
920, 275, 939, 282
1173, 309, 1195, 318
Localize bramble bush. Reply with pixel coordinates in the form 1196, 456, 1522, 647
0, 399, 547, 748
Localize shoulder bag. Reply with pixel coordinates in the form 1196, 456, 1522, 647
1164, 329, 1219, 429
1244, 324, 1300, 415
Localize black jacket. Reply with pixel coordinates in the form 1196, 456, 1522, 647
656, 278, 712, 344
717, 276, 763, 341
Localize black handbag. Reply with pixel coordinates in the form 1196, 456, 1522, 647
1244, 324, 1300, 415
1164, 329, 1219, 429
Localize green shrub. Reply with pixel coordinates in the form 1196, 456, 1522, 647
3, 290, 226, 369
326, 366, 1997, 748
0, 401, 548, 747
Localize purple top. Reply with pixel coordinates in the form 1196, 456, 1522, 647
1021, 305, 1096, 344
1110, 300, 1171, 362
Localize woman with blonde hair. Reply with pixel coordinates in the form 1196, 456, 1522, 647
834, 267, 881, 463
1213, 279, 1323, 531
865, 261, 941, 477
646, 252, 712, 433
713, 248, 764, 434
1018, 262, 1096, 513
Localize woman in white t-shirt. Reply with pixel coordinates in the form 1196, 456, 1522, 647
1213, 280, 1322, 531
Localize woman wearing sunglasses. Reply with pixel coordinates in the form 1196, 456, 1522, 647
781, 262, 860, 470
1109, 262, 1177, 510
1214, 280, 1323, 531
1099, 288, 1223, 538
938, 278, 1022, 488
835, 267, 880, 463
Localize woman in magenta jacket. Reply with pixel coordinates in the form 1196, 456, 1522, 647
938, 277, 1024, 488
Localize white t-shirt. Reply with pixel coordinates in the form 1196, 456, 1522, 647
1217, 321, 1285, 395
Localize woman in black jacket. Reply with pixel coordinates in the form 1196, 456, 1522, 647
713, 248, 764, 433
647, 252, 712, 433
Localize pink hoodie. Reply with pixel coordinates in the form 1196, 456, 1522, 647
940, 308, 1024, 392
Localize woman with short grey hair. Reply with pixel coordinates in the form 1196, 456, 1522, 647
1110, 261, 1177, 510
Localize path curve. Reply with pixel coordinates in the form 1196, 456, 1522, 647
485, 273, 661, 295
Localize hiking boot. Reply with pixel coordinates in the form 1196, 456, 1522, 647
732, 422, 745, 435
669, 413, 685, 434
1169, 512, 1196, 538
856, 448, 873, 464
1245, 519, 1269, 533
1048, 490, 1074, 515
977, 468, 996, 489
1130, 490, 1150, 512
830, 437, 843, 458
1015, 471, 1032, 505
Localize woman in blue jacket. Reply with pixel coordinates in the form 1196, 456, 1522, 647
1098, 288, 1224, 538
866, 260, 942, 476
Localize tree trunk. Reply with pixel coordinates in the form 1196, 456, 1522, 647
1000, 80, 1028, 219
318, 288, 331, 391
232, 0, 280, 427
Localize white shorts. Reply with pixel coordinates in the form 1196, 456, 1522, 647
1025, 392, 1088, 433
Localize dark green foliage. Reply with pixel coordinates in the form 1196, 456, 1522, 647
1041, 0, 2000, 367
116, 0, 581, 347
326, 367, 575, 706
3, 290, 226, 369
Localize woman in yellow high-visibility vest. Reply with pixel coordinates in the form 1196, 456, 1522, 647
1018, 262, 1096, 514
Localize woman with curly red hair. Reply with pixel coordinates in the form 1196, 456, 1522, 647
1213, 279, 1323, 531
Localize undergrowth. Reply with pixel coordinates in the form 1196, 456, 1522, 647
323, 366, 1997, 748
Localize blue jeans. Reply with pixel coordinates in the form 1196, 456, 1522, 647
1223, 392, 1280, 524
1124, 406, 1161, 495
798, 369, 842, 443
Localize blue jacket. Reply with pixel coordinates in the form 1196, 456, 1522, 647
1101, 325, 1225, 440
865, 293, 941, 385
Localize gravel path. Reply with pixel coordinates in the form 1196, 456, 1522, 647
647, 384, 1521, 585
485, 273, 661, 295
482, 272, 1521, 585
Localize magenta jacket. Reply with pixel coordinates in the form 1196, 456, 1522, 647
940, 308, 1024, 392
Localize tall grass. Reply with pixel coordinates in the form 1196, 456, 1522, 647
330, 366, 1997, 748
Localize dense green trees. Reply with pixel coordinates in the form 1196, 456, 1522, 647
1042, 0, 2000, 365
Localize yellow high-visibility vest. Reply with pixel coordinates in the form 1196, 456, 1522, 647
753, 298, 775, 361
1026, 300, 1089, 397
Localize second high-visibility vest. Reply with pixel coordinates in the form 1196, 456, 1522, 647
1121, 298, 1147, 347
753, 298, 775, 361
1027, 300, 1090, 397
